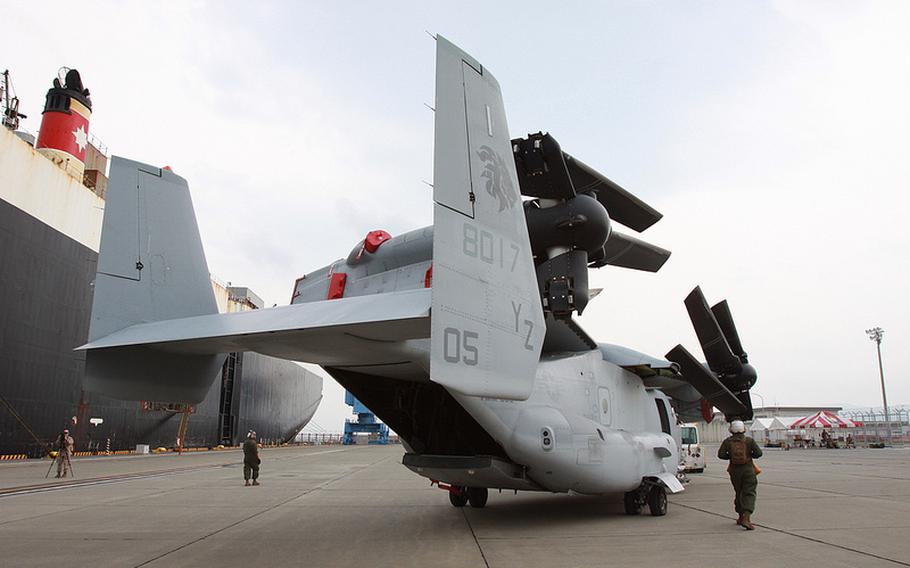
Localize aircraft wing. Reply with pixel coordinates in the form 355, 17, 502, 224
80, 156, 433, 403
79, 288, 430, 358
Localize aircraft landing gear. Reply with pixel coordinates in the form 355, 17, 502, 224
625, 483, 669, 516
647, 485, 667, 516
467, 487, 488, 508
449, 486, 468, 507
623, 490, 643, 515
436, 481, 488, 508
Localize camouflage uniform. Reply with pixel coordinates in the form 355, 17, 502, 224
55, 433, 74, 478
242, 438, 260, 485
717, 432, 763, 524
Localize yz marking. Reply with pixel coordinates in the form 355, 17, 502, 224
512, 301, 535, 351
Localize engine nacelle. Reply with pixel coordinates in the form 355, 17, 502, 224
524, 194, 611, 317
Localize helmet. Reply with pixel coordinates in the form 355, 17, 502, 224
729, 420, 746, 433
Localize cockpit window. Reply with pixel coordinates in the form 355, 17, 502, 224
655, 399, 671, 435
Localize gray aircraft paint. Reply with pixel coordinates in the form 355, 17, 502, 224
84, 158, 224, 403
429, 35, 545, 401
78, 36, 732, 498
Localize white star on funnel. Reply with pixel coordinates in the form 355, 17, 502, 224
72, 125, 88, 153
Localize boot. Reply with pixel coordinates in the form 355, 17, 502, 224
244, 480, 251, 486
252, 480, 260, 486
742, 513, 755, 530
736, 514, 744, 526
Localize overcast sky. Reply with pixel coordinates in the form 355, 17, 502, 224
4, 1, 907, 431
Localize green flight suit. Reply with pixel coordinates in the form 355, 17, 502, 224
717, 433, 763, 514
242, 439, 260, 481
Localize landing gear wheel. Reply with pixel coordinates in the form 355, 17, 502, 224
648, 485, 668, 516
467, 487, 488, 508
623, 491, 642, 515
449, 487, 468, 507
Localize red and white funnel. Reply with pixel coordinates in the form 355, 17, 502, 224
36, 68, 92, 180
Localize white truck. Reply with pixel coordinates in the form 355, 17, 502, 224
679, 423, 706, 473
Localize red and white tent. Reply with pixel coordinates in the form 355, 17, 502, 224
790, 411, 862, 429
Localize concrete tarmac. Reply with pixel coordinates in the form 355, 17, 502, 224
1, 444, 908, 567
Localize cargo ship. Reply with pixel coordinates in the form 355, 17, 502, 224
0, 68, 323, 457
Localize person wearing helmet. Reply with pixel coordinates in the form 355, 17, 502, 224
718, 419, 763, 530
242, 430, 261, 486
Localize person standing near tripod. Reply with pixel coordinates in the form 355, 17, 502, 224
54, 429, 74, 478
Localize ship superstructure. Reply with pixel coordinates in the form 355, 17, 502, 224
0, 69, 322, 457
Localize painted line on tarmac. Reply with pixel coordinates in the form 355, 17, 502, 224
675, 502, 910, 567
0, 448, 350, 499
462, 508, 491, 568
133, 453, 394, 568
0, 464, 234, 498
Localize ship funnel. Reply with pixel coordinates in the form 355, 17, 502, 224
36, 68, 92, 180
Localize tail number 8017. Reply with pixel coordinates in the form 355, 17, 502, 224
463, 223, 520, 272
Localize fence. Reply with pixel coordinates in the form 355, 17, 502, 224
294, 433, 345, 445
842, 408, 909, 447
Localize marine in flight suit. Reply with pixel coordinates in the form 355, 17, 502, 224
717, 420, 763, 530
243, 431, 260, 486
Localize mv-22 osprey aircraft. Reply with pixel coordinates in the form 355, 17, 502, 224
79, 36, 758, 516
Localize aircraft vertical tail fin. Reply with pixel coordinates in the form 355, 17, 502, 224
429, 36, 545, 400
84, 157, 225, 403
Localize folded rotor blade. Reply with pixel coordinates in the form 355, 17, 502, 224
684, 287, 742, 376
562, 153, 662, 232
589, 231, 671, 272
710, 300, 747, 362
665, 345, 748, 419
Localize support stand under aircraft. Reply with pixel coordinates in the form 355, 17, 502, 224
78, 36, 758, 515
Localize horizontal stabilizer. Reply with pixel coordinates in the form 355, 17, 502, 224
590, 231, 671, 272
81, 288, 431, 356
563, 153, 662, 232
82, 289, 431, 403
665, 344, 748, 418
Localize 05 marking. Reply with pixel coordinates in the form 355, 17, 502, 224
443, 327, 479, 366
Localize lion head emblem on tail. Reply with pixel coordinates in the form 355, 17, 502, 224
476, 145, 519, 212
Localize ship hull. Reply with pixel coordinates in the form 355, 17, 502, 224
0, 130, 322, 456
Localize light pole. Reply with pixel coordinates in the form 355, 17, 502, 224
865, 327, 889, 443
751, 392, 766, 413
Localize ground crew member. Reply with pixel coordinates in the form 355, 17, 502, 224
717, 419, 762, 530
243, 431, 260, 486
54, 429, 74, 478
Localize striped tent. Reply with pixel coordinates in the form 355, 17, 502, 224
790, 410, 861, 429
